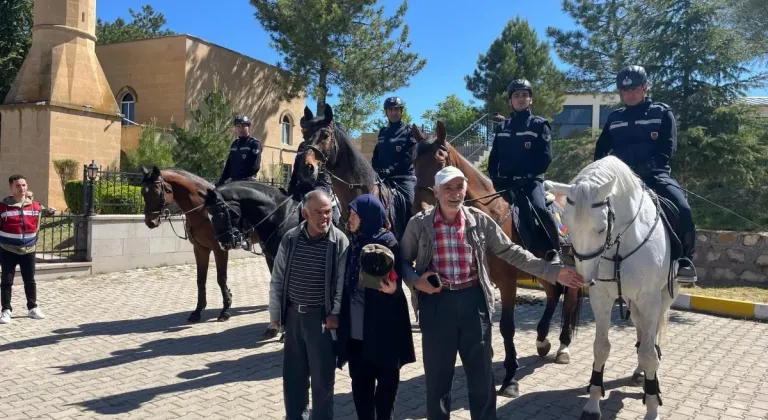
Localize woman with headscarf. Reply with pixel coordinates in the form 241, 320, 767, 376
337, 194, 415, 420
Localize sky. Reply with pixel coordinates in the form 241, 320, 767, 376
96, 0, 768, 127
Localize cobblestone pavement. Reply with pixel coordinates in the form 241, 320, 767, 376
1, 257, 767, 420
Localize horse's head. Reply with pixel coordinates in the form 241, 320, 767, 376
299, 103, 337, 185
201, 187, 243, 251
140, 166, 173, 229
412, 120, 449, 214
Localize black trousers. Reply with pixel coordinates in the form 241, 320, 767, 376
0, 249, 37, 312
283, 306, 337, 420
509, 180, 560, 253
643, 174, 696, 259
348, 339, 400, 420
420, 286, 495, 420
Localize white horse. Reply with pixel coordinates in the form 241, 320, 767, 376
545, 156, 679, 420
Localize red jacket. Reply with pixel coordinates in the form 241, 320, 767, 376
0, 196, 42, 255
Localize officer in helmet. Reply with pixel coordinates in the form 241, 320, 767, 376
594, 65, 697, 283
371, 96, 417, 223
488, 79, 562, 265
216, 115, 263, 187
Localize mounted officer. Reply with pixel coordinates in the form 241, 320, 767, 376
488, 79, 562, 265
371, 96, 417, 232
594, 65, 696, 283
216, 115, 263, 187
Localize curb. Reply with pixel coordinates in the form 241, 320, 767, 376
515, 278, 768, 321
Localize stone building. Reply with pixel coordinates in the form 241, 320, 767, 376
0, 0, 304, 210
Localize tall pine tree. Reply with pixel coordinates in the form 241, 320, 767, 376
465, 16, 566, 120
250, 0, 426, 118
0, 0, 32, 102
96, 5, 175, 45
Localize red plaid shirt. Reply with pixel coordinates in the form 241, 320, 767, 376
430, 207, 477, 285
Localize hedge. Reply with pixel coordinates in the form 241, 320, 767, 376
63, 180, 143, 215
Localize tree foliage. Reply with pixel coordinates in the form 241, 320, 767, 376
96, 5, 175, 45
465, 16, 567, 120
0, 0, 32, 102
171, 78, 235, 178
250, 0, 426, 119
421, 95, 483, 136
124, 119, 176, 171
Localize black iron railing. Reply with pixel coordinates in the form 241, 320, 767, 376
421, 113, 501, 162
36, 214, 88, 262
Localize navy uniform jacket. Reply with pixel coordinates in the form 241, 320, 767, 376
594, 98, 676, 176
371, 121, 417, 178
218, 136, 262, 185
488, 109, 553, 184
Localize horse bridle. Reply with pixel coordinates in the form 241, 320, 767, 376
305, 126, 370, 191
415, 144, 450, 195
208, 194, 296, 253
144, 178, 205, 243
566, 186, 662, 320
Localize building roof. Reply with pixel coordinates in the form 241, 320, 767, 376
738, 97, 768, 106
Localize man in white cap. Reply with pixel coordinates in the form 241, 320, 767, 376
399, 166, 584, 420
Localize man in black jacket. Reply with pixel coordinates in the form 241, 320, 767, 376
216, 115, 262, 186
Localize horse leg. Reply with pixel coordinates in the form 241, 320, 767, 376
635, 297, 663, 420
556, 285, 582, 365
581, 286, 614, 420
535, 279, 559, 358
496, 277, 520, 398
189, 245, 210, 323
214, 249, 232, 322
632, 315, 645, 385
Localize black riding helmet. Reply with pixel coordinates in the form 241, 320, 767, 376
507, 79, 533, 98
383, 96, 405, 110
616, 65, 647, 90
233, 115, 251, 126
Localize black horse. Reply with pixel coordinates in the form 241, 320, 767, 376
200, 181, 301, 272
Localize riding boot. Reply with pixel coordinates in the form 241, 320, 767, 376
676, 229, 697, 284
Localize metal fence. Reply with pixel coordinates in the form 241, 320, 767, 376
84, 167, 289, 215
36, 214, 88, 262
420, 113, 500, 162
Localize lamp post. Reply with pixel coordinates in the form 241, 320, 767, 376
85, 160, 99, 216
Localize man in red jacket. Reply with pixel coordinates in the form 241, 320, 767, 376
0, 174, 46, 324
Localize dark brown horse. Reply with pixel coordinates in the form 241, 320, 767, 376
410, 121, 583, 398
140, 167, 235, 323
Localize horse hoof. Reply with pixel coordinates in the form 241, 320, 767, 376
580, 412, 601, 420
217, 312, 231, 322
631, 372, 645, 386
536, 340, 551, 357
498, 379, 520, 398
555, 351, 570, 364
188, 312, 202, 323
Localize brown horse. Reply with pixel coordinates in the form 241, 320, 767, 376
411, 121, 583, 398
140, 166, 235, 323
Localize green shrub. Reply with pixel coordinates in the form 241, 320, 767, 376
62, 180, 143, 214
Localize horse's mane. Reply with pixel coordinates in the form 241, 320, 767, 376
331, 123, 377, 187
217, 180, 289, 204
569, 156, 642, 218
162, 168, 215, 190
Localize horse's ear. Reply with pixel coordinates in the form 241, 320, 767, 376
412, 124, 425, 141
304, 106, 314, 121
597, 177, 617, 201
152, 166, 161, 177
323, 104, 333, 124
436, 121, 447, 145
141, 166, 149, 176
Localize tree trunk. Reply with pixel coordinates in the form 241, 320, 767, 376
316, 67, 328, 116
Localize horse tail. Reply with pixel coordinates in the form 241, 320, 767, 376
558, 283, 584, 338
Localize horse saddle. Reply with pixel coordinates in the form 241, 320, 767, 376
509, 188, 572, 252
375, 178, 410, 241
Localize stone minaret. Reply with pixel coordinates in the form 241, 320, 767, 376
1, 0, 122, 209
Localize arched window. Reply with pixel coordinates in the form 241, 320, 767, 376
120, 92, 135, 126
281, 114, 292, 145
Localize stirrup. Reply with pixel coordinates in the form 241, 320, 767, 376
675, 259, 697, 284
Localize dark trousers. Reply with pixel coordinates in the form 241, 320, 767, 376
643, 174, 696, 259
511, 180, 559, 253
419, 286, 495, 420
0, 249, 37, 312
382, 177, 416, 239
283, 306, 336, 420
348, 339, 400, 420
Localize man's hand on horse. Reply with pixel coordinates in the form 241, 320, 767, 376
414, 271, 442, 294
556, 267, 585, 289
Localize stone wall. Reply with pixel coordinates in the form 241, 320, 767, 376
694, 230, 768, 284
89, 215, 253, 274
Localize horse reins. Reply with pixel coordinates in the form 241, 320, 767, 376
146, 179, 206, 245
567, 186, 663, 320
211, 194, 296, 256
306, 127, 375, 191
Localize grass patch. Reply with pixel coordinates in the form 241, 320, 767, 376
685, 284, 768, 304
37, 216, 76, 255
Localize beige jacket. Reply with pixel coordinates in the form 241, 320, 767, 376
399, 204, 561, 315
